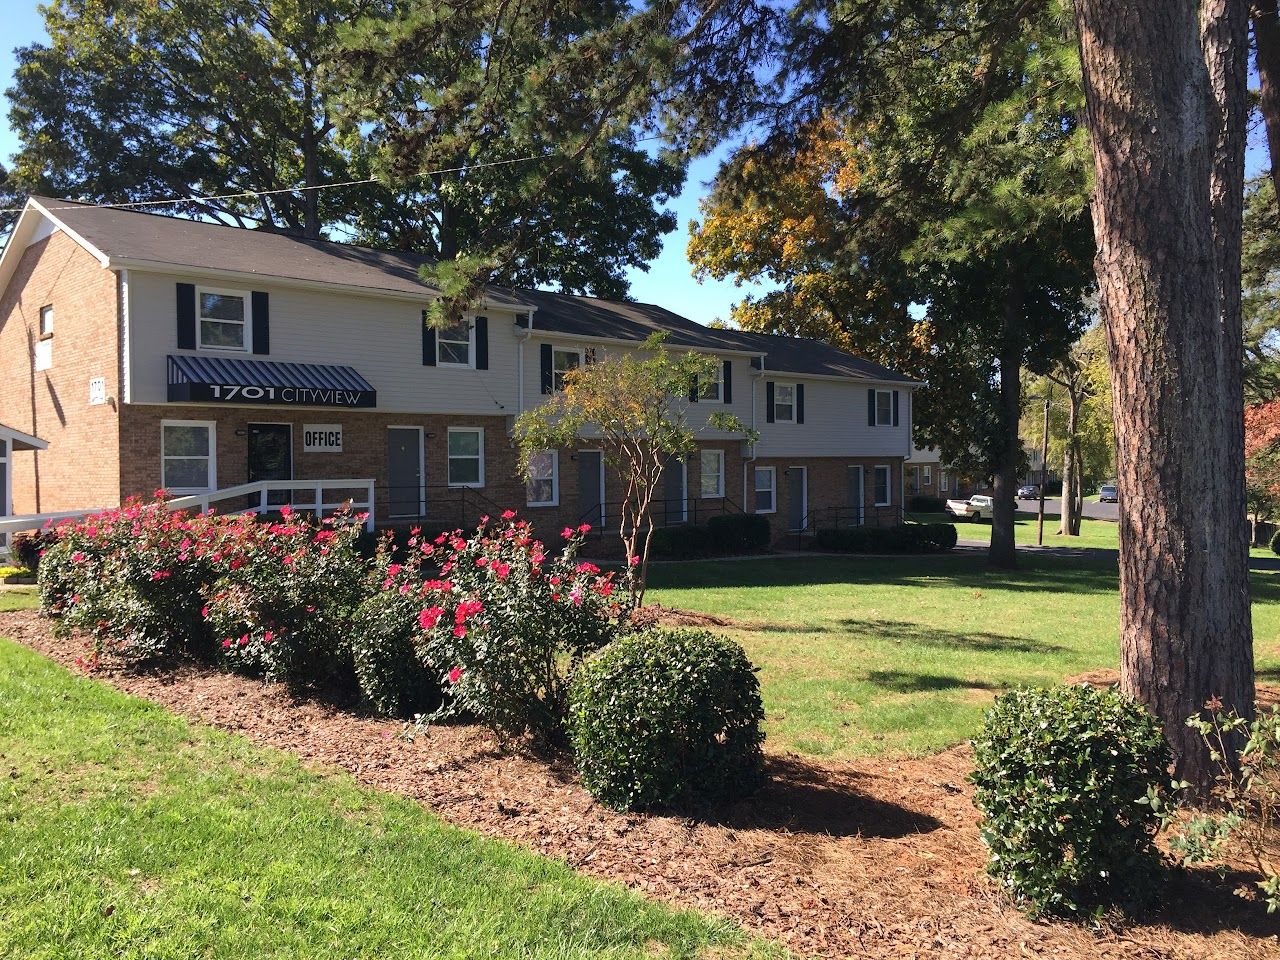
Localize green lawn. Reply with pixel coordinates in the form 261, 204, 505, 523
916, 514, 1279, 559
0, 586, 37, 611
647, 554, 1280, 760
0, 640, 771, 960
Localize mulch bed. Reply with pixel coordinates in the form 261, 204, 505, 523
4, 609, 1277, 959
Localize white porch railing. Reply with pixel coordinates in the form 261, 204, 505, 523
0, 478, 376, 550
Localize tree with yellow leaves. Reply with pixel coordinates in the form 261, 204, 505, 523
513, 334, 755, 603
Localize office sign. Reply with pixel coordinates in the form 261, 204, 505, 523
303, 424, 343, 453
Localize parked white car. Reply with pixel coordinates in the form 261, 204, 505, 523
945, 495, 994, 520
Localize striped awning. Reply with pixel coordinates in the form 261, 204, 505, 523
167, 354, 376, 408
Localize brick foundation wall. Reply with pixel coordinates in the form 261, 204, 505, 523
0, 232, 122, 514
743, 456, 905, 544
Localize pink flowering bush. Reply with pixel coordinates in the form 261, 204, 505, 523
202, 506, 369, 687
38, 497, 221, 660
403, 513, 623, 743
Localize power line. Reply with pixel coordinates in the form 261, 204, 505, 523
0, 132, 671, 216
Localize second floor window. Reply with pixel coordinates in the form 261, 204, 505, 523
437, 320, 472, 366
553, 348, 581, 391
198, 288, 247, 350
874, 389, 894, 426
698, 363, 722, 401
774, 384, 796, 422
39, 304, 54, 337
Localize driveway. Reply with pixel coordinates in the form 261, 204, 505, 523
1014, 497, 1119, 521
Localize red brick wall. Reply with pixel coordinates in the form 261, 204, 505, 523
118, 404, 749, 541
0, 232, 122, 514
744, 456, 904, 543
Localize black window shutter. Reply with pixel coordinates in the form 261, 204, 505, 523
176, 283, 196, 349
421, 310, 436, 366
540, 343, 554, 394
251, 291, 269, 355
868, 388, 876, 426
723, 360, 733, 404
474, 316, 489, 369
892, 390, 900, 426
766, 381, 776, 423
797, 383, 805, 424
689, 375, 699, 403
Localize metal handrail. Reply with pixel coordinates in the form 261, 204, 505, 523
0, 478, 377, 540
573, 495, 747, 534
793, 504, 905, 549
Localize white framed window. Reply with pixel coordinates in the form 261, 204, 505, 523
447, 427, 484, 487
699, 449, 725, 498
39, 304, 54, 337
197, 286, 248, 351
552, 347, 582, 392
162, 420, 216, 493
923, 466, 933, 487
525, 450, 558, 506
874, 464, 892, 506
940, 471, 950, 493
774, 384, 796, 422
698, 362, 722, 401
874, 389, 894, 426
437, 319, 473, 366
754, 466, 776, 514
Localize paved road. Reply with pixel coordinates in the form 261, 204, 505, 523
1014, 497, 1119, 522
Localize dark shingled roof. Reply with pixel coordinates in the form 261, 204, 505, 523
29, 196, 914, 383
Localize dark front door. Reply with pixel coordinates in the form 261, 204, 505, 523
846, 465, 864, 526
248, 423, 292, 504
387, 428, 423, 518
786, 466, 807, 531
577, 450, 604, 528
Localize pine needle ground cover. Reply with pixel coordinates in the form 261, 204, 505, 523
647, 555, 1280, 760
0, 639, 771, 960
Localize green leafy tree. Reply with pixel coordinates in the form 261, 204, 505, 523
1243, 176, 1280, 402
513, 334, 754, 604
689, 1, 1096, 568
332, 0, 772, 319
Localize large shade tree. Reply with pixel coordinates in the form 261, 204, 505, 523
689, 0, 1096, 567
1072, 0, 1254, 790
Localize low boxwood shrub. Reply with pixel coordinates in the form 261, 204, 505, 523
568, 628, 765, 811
648, 523, 715, 559
706, 513, 771, 552
812, 523, 956, 554
412, 514, 623, 743
970, 685, 1171, 918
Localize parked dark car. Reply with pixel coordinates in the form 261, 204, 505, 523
1099, 484, 1118, 503
1017, 484, 1040, 500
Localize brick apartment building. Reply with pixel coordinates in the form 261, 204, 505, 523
0, 197, 918, 542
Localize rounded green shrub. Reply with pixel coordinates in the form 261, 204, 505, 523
1270, 528, 1280, 556
351, 589, 441, 718
568, 628, 765, 811
970, 685, 1171, 918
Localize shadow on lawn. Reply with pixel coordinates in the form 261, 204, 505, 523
842, 618, 1066, 654
647, 553, 1124, 597
864, 669, 1003, 694
689, 754, 944, 839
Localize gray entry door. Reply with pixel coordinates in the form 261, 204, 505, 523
786, 466, 807, 531
661, 456, 686, 525
846, 465, 864, 526
578, 450, 604, 527
387, 428, 423, 518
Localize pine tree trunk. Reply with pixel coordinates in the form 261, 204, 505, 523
1253, 0, 1280, 200
988, 278, 1024, 570
1059, 392, 1080, 536
1073, 0, 1254, 792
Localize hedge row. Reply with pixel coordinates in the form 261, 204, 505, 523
812, 523, 958, 554
648, 513, 772, 559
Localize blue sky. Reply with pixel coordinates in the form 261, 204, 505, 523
0, 4, 1270, 324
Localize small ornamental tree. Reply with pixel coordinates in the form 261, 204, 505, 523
513, 333, 755, 603
1245, 398, 1280, 531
